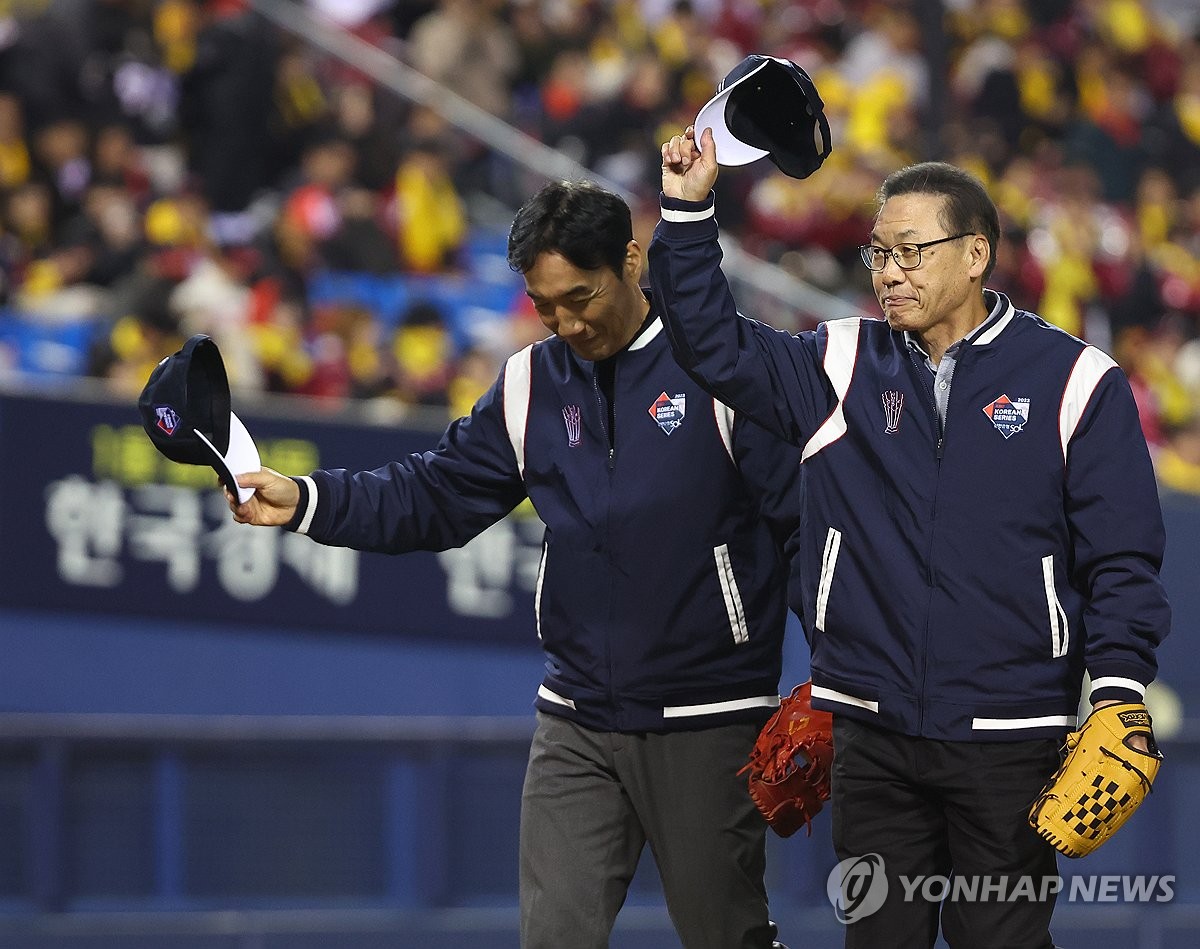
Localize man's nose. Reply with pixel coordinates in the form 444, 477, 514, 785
879, 253, 906, 283
555, 314, 587, 338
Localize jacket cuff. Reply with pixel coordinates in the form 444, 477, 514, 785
1088, 669, 1149, 707
284, 475, 317, 534
660, 191, 716, 226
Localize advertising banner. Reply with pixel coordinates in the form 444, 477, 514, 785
0, 387, 543, 644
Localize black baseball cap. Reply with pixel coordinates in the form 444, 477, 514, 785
695, 54, 832, 179
138, 334, 259, 502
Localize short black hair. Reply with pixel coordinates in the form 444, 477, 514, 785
507, 180, 632, 276
877, 162, 1001, 282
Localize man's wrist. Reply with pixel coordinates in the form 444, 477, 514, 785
660, 192, 716, 224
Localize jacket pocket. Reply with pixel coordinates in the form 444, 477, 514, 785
713, 544, 749, 644
815, 527, 842, 633
534, 542, 548, 640
1041, 554, 1069, 658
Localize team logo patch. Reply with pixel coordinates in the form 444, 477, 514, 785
648, 391, 686, 435
881, 390, 904, 434
562, 404, 582, 447
154, 405, 180, 436
982, 394, 1030, 439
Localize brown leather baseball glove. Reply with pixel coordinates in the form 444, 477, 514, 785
738, 680, 834, 837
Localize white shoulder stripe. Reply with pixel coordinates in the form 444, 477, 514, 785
802, 318, 860, 462
1059, 346, 1117, 463
503, 346, 535, 478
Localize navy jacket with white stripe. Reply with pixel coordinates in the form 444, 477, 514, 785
649, 193, 1170, 742
285, 305, 805, 733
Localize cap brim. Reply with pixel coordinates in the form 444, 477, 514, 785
194, 411, 260, 504
694, 59, 772, 167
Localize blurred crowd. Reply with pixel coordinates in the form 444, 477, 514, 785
0, 0, 1199, 490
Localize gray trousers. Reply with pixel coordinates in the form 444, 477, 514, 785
519, 711, 778, 949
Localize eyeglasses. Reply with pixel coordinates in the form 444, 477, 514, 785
858, 233, 974, 272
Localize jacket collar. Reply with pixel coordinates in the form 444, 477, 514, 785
901, 289, 1015, 357
627, 316, 664, 351
969, 290, 1016, 346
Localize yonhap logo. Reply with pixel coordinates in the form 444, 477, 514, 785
827, 853, 888, 923
823, 851, 1173, 924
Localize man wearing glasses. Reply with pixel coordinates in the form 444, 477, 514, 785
650, 128, 1170, 948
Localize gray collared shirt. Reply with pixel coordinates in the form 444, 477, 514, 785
904, 290, 1005, 424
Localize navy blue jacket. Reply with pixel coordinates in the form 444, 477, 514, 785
285, 304, 805, 733
649, 193, 1170, 742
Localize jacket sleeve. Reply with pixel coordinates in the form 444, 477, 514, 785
1063, 362, 1171, 705
648, 192, 835, 446
286, 369, 528, 553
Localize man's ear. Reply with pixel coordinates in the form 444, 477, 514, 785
969, 235, 991, 280
624, 239, 644, 282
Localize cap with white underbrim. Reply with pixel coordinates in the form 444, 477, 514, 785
137, 334, 260, 503
694, 54, 832, 179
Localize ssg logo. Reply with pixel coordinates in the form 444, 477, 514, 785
881, 390, 904, 434
648, 392, 686, 435
562, 404, 582, 447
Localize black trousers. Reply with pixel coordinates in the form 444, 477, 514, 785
831, 717, 1063, 949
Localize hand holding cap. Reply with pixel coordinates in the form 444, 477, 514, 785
694, 54, 831, 179
137, 334, 260, 503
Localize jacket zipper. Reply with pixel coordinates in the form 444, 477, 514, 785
907, 347, 952, 733
592, 363, 617, 718
909, 348, 957, 459
592, 369, 615, 469
935, 356, 958, 459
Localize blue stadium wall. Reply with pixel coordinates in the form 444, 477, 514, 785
0, 384, 1198, 948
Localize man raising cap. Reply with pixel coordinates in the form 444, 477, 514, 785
652, 90, 1169, 947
